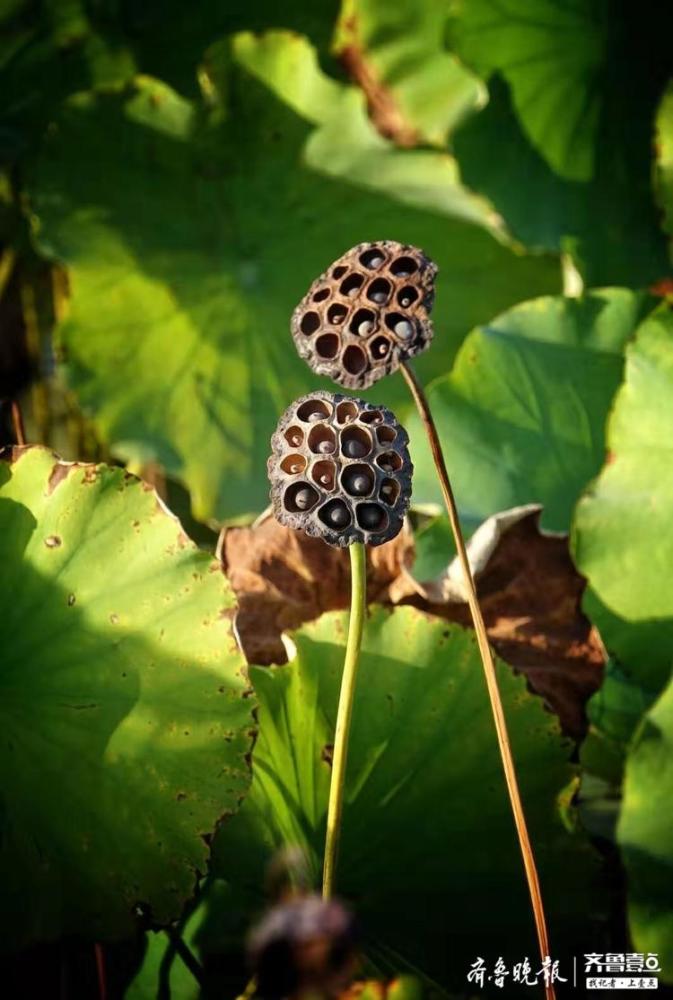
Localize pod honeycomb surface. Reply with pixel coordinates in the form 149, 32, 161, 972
291, 241, 438, 389
268, 391, 413, 547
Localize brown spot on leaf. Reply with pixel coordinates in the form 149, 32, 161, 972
44, 535, 61, 548
321, 744, 334, 768
47, 462, 73, 494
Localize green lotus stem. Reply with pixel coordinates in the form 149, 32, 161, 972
322, 541, 367, 899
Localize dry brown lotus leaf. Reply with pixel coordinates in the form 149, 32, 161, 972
222, 507, 604, 738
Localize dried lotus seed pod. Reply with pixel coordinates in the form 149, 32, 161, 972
291, 240, 437, 390
268, 391, 412, 547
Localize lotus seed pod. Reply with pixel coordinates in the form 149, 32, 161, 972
291, 240, 437, 390
268, 391, 413, 547
248, 895, 358, 999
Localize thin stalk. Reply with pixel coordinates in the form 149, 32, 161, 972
400, 361, 555, 1000
11, 400, 26, 445
94, 943, 107, 1000
163, 926, 206, 986
322, 541, 367, 900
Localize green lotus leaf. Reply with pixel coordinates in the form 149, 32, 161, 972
450, 3, 672, 286
619, 670, 673, 980
28, 33, 558, 522
332, 0, 486, 147
572, 306, 673, 694
0, 446, 253, 948
452, 0, 605, 182
407, 290, 651, 532
209, 606, 601, 992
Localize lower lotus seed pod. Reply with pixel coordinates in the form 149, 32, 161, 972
268, 391, 412, 547
291, 240, 437, 390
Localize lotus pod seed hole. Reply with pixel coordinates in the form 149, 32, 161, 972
349, 308, 376, 337
370, 335, 391, 359
342, 464, 374, 497
390, 256, 418, 277
342, 345, 368, 375
308, 424, 337, 455
397, 285, 418, 307
336, 400, 358, 423
356, 502, 388, 532
297, 399, 331, 422
367, 277, 391, 305
360, 410, 383, 425
284, 426, 304, 448
319, 498, 352, 530
284, 481, 319, 513
315, 333, 340, 359
376, 424, 396, 444
376, 451, 403, 473
341, 426, 372, 458
379, 477, 400, 505
332, 265, 347, 279
312, 460, 337, 491
280, 453, 307, 475
300, 311, 321, 335
327, 303, 348, 325
385, 313, 414, 341
360, 248, 386, 269
340, 273, 364, 297
312, 287, 330, 303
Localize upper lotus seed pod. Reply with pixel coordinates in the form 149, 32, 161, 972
291, 240, 438, 390
268, 391, 412, 547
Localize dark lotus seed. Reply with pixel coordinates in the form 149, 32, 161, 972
396, 269, 410, 278
347, 474, 370, 495
359, 505, 385, 529
319, 474, 332, 486
358, 320, 374, 336
327, 505, 350, 527
294, 488, 315, 510
381, 483, 394, 495
343, 439, 367, 458
400, 296, 411, 307
369, 256, 383, 268
371, 291, 386, 304
317, 439, 335, 454
307, 411, 324, 422
394, 320, 413, 339
289, 462, 302, 473
290, 434, 302, 446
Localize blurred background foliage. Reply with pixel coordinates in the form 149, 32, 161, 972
2, 0, 673, 996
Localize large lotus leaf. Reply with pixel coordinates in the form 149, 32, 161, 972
452, 0, 606, 182
332, 0, 485, 147
619, 671, 673, 981
406, 289, 651, 532
0, 446, 253, 948
655, 81, 673, 250
233, 31, 499, 232
28, 35, 558, 522
572, 306, 673, 695
450, 4, 672, 287
210, 607, 601, 992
